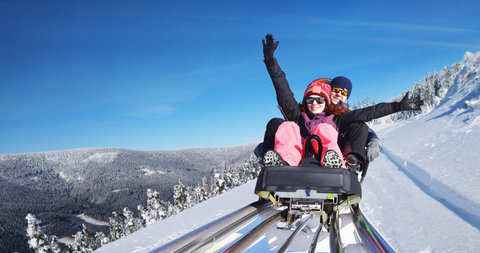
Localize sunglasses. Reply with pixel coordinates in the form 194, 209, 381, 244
305, 97, 326, 104
332, 87, 348, 96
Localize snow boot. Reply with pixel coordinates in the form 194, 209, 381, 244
262, 150, 287, 167
322, 150, 343, 168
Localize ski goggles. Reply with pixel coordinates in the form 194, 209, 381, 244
332, 87, 348, 96
305, 97, 326, 104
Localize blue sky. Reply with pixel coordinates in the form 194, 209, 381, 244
1, 0, 479, 154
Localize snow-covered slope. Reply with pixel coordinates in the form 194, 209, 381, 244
96, 52, 480, 252
360, 52, 480, 252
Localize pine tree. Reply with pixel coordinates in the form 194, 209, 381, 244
108, 211, 125, 241
212, 168, 226, 195
165, 200, 177, 216
144, 189, 168, 225
25, 213, 50, 253
228, 165, 240, 188
191, 184, 203, 205
137, 204, 149, 227
123, 207, 141, 235
68, 224, 95, 253
94, 232, 110, 247
173, 180, 193, 212
201, 176, 212, 201
49, 236, 61, 253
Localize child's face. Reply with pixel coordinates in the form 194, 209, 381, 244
306, 95, 326, 114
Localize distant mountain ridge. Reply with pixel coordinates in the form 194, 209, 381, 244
0, 142, 259, 252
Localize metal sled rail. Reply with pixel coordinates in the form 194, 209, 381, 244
277, 214, 312, 253
224, 209, 287, 253
151, 201, 394, 253
350, 205, 395, 253
150, 200, 272, 253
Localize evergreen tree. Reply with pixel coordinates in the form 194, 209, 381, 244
191, 184, 203, 205
25, 213, 50, 253
211, 168, 226, 195
141, 188, 167, 225
137, 204, 149, 227
173, 180, 193, 212
123, 207, 141, 235
228, 165, 241, 188
49, 236, 61, 253
68, 224, 95, 253
94, 232, 110, 247
165, 200, 177, 216
201, 176, 212, 201
242, 154, 261, 181
108, 211, 125, 241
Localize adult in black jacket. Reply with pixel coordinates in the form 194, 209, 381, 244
261, 34, 423, 167
330, 76, 381, 171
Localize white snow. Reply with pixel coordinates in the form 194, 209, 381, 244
96, 181, 259, 253
112, 188, 130, 193
140, 167, 166, 175
82, 152, 118, 163
77, 214, 109, 226
95, 54, 480, 252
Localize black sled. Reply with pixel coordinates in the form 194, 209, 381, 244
255, 135, 362, 219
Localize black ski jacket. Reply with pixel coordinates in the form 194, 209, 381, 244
264, 57, 403, 131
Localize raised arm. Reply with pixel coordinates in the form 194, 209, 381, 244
263, 34, 302, 122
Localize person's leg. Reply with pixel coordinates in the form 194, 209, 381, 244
313, 123, 344, 168
262, 118, 285, 155
274, 122, 303, 166
343, 122, 369, 168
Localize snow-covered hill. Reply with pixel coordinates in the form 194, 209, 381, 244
0, 143, 258, 252
95, 52, 480, 253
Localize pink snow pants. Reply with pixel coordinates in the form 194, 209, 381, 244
274, 121, 344, 167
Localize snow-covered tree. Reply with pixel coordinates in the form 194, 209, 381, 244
94, 232, 109, 247
137, 204, 149, 227
200, 176, 212, 200
68, 224, 95, 253
123, 207, 141, 235
108, 211, 125, 241
25, 213, 50, 253
211, 168, 226, 195
241, 154, 261, 182
49, 235, 61, 253
173, 180, 194, 212
165, 200, 177, 216
138, 188, 168, 226
191, 184, 203, 205
228, 165, 242, 188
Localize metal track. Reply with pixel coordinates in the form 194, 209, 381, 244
350, 205, 395, 253
151, 201, 394, 253
150, 200, 272, 253
329, 211, 343, 253
223, 209, 287, 253
307, 219, 323, 253
277, 214, 312, 253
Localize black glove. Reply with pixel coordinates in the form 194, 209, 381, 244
262, 34, 279, 60
399, 92, 424, 111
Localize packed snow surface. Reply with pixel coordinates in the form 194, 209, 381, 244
96, 54, 480, 252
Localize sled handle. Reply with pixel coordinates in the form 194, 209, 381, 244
304, 134, 322, 159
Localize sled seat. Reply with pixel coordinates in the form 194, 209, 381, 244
255, 158, 361, 197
